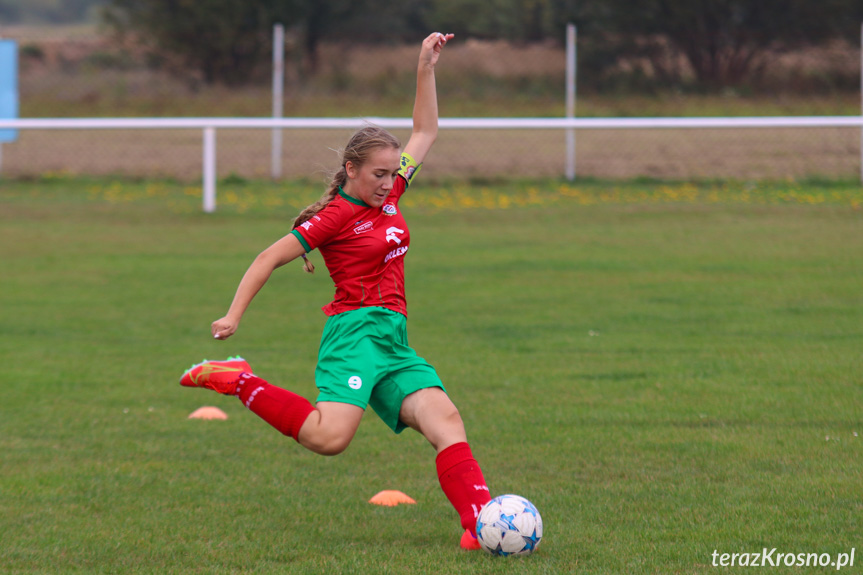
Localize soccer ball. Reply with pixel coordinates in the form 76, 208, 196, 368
475, 494, 543, 556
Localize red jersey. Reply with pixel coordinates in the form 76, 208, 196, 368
290, 153, 421, 317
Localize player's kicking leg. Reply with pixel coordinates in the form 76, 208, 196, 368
180, 357, 313, 441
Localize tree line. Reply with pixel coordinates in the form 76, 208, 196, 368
7, 0, 863, 90
0, 0, 105, 24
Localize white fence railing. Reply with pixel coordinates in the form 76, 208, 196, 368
1, 116, 862, 212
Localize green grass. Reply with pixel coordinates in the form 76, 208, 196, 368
1, 176, 861, 574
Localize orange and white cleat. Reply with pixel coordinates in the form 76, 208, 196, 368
179, 356, 251, 395
460, 529, 481, 551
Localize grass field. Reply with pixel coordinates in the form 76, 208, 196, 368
1, 176, 861, 574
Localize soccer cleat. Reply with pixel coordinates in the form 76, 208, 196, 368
460, 529, 481, 551
179, 356, 251, 395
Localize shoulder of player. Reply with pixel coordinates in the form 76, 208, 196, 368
317, 194, 375, 226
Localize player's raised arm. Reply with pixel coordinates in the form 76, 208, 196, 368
403, 32, 454, 166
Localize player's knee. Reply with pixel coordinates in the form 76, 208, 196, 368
443, 407, 463, 432
315, 444, 347, 456
424, 392, 464, 432
307, 432, 352, 456
438, 398, 463, 427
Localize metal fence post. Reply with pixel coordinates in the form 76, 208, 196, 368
203, 127, 216, 213
565, 23, 576, 181
272, 23, 285, 180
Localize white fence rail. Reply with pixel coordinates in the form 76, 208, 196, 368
1, 116, 862, 212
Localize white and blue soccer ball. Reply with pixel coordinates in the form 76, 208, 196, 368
476, 494, 543, 556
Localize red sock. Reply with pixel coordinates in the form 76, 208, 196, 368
235, 373, 315, 442
435, 442, 491, 535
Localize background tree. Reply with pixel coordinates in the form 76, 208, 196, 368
102, 0, 424, 83
427, 0, 520, 39
100, 0, 862, 90
426, 0, 574, 43
103, 0, 303, 85
0, 0, 106, 23
597, 0, 857, 89
0, 0, 21, 23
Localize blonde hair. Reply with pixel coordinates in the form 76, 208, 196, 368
292, 125, 401, 273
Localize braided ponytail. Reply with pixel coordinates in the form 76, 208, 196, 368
292, 168, 348, 273
292, 125, 400, 274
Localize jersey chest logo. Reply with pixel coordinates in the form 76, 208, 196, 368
382, 226, 408, 264
382, 203, 398, 216
353, 220, 374, 235
385, 227, 405, 245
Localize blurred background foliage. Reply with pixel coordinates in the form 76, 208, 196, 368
2, 1, 862, 188
2, 0, 862, 94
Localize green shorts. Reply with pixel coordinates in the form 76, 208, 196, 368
315, 306, 445, 433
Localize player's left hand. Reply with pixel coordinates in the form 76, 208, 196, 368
420, 32, 454, 69
211, 316, 238, 340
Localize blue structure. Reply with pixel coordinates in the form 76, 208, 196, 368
0, 40, 18, 142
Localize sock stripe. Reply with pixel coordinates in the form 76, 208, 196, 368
244, 385, 266, 408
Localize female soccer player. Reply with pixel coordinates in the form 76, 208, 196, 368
180, 32, 490, 550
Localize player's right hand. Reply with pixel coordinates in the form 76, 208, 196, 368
211, 317, 238, 340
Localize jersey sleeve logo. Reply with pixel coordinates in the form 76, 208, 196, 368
300, 215, 321, 231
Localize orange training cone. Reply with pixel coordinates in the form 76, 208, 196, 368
188, 406, 229, 420
369, 490, 417, 506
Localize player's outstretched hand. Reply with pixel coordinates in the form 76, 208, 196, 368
211, 317, 238, 340
420, 32, 454, 69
